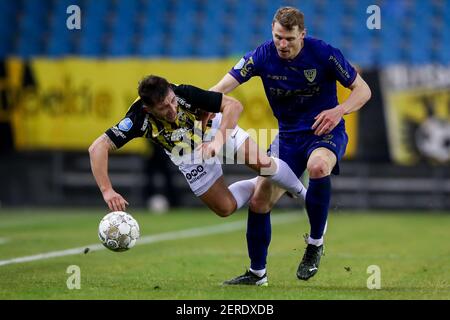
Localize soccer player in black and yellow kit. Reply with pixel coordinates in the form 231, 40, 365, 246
89, 75, 306, 250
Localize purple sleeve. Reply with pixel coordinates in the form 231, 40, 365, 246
228, 49, 260, 84
326, 45, 357, 88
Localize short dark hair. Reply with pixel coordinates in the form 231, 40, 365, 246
273, 6, 305, 31
138, 75, 171, 108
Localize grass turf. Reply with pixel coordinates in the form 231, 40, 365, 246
0, 208, 449, 300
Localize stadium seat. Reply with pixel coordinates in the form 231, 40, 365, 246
78, 0, 111, 56
167, 0, 197, 58
1, 0, 447, 65
0, 1, 21, 57
46, 0, 84, 56
15, 0, 53, 57
228, 1, 255, 55
136, 0, 169, 57
197, 0, 226, 57
108, 0, 140, 56
437, 32, 450, 65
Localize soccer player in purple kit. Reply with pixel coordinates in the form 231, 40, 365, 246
211, 6, 371, 285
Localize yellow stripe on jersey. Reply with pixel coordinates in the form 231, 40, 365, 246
145, 105, 212, 154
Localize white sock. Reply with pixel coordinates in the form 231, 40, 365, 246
229, 177, 258, 210
249, 268, 266, 277
265, 157, 307, 200
307, 236, 324, 247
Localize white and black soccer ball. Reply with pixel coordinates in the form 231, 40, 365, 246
98, 211, 140, 252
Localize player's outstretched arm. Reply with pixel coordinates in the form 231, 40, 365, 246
88, 133, 129, 211
209, 74, 240, 94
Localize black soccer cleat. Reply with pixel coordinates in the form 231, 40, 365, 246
222, 270, 268, 286
296, 243, 324, 281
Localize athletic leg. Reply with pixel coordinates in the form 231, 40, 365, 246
297, 147, 336, 280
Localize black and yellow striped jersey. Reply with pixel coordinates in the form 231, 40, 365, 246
105, 84, 222, 153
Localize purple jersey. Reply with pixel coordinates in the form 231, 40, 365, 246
229, 37, 357, 133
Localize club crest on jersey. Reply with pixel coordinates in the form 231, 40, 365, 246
233, 58, 245, 70
171, 128, 190, 141
118, 118, 133, 132
240, 56, 254, 77
304, 69, 317, 82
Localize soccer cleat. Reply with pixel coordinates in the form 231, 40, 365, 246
296, 242, 324, 281
222, 270, 268, 286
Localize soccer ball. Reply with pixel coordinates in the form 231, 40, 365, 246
98, 211, 140, 252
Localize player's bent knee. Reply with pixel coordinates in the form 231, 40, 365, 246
249, 196, 274, 213
213, 203, 236, 218
307, 159, 331, 178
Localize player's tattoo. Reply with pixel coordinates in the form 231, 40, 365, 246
101, 133, 117, 151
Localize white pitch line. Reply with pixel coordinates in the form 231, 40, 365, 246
0, 212, 302, 267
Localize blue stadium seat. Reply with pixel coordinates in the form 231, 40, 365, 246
78, 0, 112, 56
17, 37, 41, 58
15, 0, 53, 57
228, 2, 255, 55
46, 0, 83, 56
321, 1, 343, 30
138, 17, 165, 57
0, 1, 19, 34
346, 36, 374, 68
3, 0, 446, 65
197, 0, 226, 57
47, 37, 71, 56
167, 0, 197, 57
437, 31, 450, 65
297, 1, 314, 20
0, 14, 13, 56
107, 0, 140, 56
136, 0, 169, 57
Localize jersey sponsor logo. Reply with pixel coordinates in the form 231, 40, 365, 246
111, 126, 127, 139
316, 134, 336, 147
240, 56, 254, 77
328, 55, 351, 79
177, 96, 191, 110
185, 165, 206, 183
233, 58, 245, 70
267, 74, 288, 80
269, 86, 320, 97
141, 114, 149, 131
304, 69, 317, 82
118, 118, 133, 132
171, 128, 191, 141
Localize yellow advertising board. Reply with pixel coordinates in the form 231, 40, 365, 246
384, 88, 450, 164
381, 65, 450, 165
5, 58, 357, 158
337, 84, 358, 159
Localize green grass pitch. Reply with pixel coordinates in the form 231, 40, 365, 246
0, 208, 449, 300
